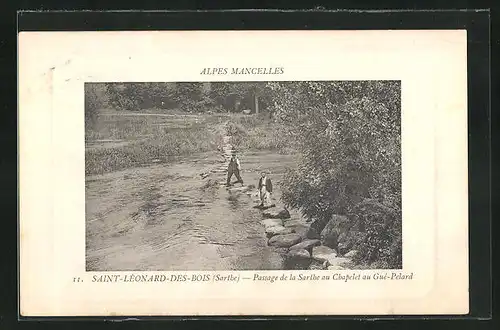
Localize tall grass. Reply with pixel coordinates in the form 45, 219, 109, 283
85, 113, 221, 175
86, 113, 224, 141
226, 115, 295, 154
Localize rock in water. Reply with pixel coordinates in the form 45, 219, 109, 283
259, 251, 285, 270
283, 219, 309, 238
265, 226, 295, 238
263, 208, 291, 219
286, 248, 310, 259
270, 247, 289, 256
327, 257, 352, 269
260, 218, 283, 228
308, 260, 327, 270
291, 224, 309, 239
320, 215, 350, 249
285, 249, 311, 270
277, 208, 291, 219
289, 239, 321, 252
283, 219, 303, 228
312, 246, 338, 265
229, 186, 250, 193
268, 233, 302, 248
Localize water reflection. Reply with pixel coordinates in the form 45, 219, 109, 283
227, 193, 240, 210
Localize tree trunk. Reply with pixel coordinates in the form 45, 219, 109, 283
254, 94, 259, 114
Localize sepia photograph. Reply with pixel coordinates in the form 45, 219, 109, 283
19, 27, 470, 316
85, 80, 402, 272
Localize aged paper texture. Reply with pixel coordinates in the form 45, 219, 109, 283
19, 30, 468, 316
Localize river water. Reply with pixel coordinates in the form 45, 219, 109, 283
85, 148, 300, 271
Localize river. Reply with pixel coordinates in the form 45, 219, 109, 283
85, 143, 302, 271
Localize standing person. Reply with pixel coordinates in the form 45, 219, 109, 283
226, 153, 243, 186
258, 172, 273, 208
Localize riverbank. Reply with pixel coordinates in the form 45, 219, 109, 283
85, 113, 357, 271
85, 113, 226, 175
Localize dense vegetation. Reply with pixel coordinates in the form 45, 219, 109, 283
85, 115, 222, 175
85, 81, 402, 268
84, 82, 272, 125
269, 81, 402, 269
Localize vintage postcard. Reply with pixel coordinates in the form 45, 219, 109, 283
19, 30, 468, 316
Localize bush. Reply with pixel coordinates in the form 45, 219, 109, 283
225, 116, 295, 154
85, 83, 108, 130
347, 199, 402, 269
274, 81, 402, 268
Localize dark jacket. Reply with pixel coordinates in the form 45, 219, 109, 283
258, 177, 273, 193
228, 157, 241, 171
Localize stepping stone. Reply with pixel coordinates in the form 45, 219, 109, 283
283, 219, 305, 227
268, 233, 302, 248
308, 260, 327, 270
290, 224, 309, 239
260, 218, 283, 228
286, 248, 310, 260
284, 249, 312, 270
265, 226, 295, 238
263, 208, 287, 218
266, 208, 291, 219
289, 239, 321, 252
312, 246, 338, 266
228, 186, 250, 192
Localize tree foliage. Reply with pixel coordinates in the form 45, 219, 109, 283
84, 83, 108, 129
85, 80, 403, 268
99, 82, 272, 113
271, 81, 402, 268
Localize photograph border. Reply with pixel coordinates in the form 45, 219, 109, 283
15, 9, 491, 321
83, 80, 403, 273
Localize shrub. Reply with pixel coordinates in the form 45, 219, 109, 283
85, 117, 219, 175
225, 116, 295, 154
273, 81, 402, 268
85, 83, 108, 130
348, 199, 402, 269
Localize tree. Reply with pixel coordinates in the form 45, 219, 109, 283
273, 80, 402, 268
106, 83, 144, 111
209, 82, 271, 113
85, 83, 108, 129
102, 81, 277, 114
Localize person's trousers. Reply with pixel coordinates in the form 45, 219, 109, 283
227, 168, 243, 185
260, 186, 272, 206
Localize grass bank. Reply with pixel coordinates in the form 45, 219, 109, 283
226, 115, 295, 154
85, 112, 225, 175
